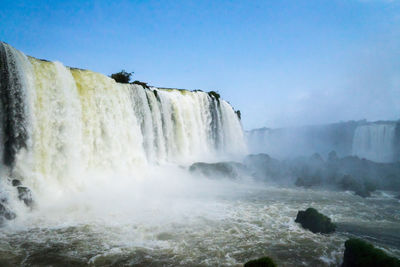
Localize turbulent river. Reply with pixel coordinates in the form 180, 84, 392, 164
0, 42, 399, 266
1, 169, 399, 266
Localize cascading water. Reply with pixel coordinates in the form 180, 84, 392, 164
352, 123, 397, 163
0, 41, 246, 213
1, 42, 400, 266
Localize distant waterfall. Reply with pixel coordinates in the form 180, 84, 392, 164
0, 42, 246, 191
352, 123, 397, 163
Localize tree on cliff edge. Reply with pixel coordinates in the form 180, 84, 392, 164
110, 70, 133, 83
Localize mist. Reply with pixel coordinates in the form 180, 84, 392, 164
1, 1, 400, 266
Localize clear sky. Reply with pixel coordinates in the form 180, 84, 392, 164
1, 0, 399, 129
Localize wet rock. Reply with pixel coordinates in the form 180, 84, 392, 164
339, 175, 362, 191
354, 189, 371, 198
339, 175, 375, 198
295, 176, 321, 188
12, 179, 21, 186
235, 110, 241, 120
0, 203, 16, 221
208, 91, 220, 101
342, 238, 400, 267
17, 186, 33, 207
244, 256, 277, 267
131, 80, 149, 89
24, 244, 87, 267
189, 161, 248, 179
295, 207, 336, 234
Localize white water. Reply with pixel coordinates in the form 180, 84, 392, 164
1, 43, 400, 266
0, 42, 246, 213
352, 123, 397, 163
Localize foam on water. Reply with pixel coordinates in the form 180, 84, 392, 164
1, 176, 400, 266
1, 42, 399, 266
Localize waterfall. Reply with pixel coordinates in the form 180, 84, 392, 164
0, 42, 246, 200
352, 123, 397, 163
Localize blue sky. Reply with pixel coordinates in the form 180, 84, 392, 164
1, 0, 399, 129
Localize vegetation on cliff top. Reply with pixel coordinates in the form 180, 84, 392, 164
110, 70, 133, 83
110, 70, 150, 89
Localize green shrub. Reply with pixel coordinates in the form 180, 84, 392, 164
110, 70, 133, 83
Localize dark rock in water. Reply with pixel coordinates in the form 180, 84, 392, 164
12, 179, 21, 187
339, 175, 375, 198
295, 207, 336, 234
243, 151, 400, 193
295, 176, 321, 188
244, 256, 276, 267
17, 186, 33, 207
354, 189, 371, 198
364, 180, 377, 192
0, 203, 16, 221
339, 175, 361, 191
189, 161, 248, 179
24, 244, 87, 267
342, 238, 400, 267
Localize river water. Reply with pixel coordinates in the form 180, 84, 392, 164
1, 169, 399, 266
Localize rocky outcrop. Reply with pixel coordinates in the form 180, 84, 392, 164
0, 178, 34, 225
0, 202, 16, 225
12, 179, 21, 186
17, 186, 33, 207
295, 176, 322, 188
189, 161, 248, 179
244, 256, 277, 267
242, 152, 399, 194
342, 238, 400, 267
339, 175, 376, 198
295, 208, 336, 234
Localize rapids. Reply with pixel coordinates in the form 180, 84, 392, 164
1, 42, 399, 266
0, 173, 399, 266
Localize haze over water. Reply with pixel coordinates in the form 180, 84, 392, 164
0, 1, 400, 266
